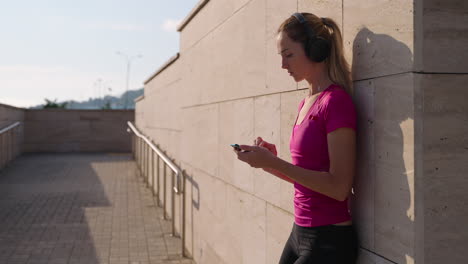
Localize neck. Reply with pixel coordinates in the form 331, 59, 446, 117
305, 66, 332, 96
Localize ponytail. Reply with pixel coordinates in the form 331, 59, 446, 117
321, 17, 352, 95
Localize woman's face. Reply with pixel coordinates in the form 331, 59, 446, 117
276, 31, 314, 82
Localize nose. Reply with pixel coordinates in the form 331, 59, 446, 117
281, 57, 288, 69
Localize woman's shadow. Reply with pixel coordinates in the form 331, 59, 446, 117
350, 27, 415, 264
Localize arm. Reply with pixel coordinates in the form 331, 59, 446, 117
263, 167, 295, 184
267, 127, 356, 201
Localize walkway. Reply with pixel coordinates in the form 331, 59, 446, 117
0, 153, 194, 264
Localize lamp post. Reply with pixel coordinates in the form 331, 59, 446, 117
116, 51, 142, 109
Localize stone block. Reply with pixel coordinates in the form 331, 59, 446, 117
419, 74, 468, 264
205, 0, 266, 104
180, 0, 251, 52
343, 0, 414, 81
415, 0, 468, 73
218, 98, 254, 191
373, 73, 415, 263
351, 79, 376, 250
225, 186, 266, 264
179, 39, 208, 108
68, 121, 92, 140
266, 203, 294, 264
181, 105, 218, 176
185, 164, 238, 264
266, 0, 297, 40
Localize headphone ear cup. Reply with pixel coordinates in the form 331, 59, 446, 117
304, 39, 313, 59
308, 38, 331, 62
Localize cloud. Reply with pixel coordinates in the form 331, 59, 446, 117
161, 19, 181, 32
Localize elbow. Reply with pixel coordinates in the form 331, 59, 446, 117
336, 194, 348, 202
323, 189, 348, 201
332, 187, 350, 202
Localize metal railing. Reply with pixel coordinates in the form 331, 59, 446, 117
0, 122, 22, 170
126, 122, 187, 257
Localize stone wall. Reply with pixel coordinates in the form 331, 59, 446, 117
413, 1, 468, 263
0, 104, 25, 168
23, 110, 134, 153
136, 0, 468, 263
0, 103, 25, 129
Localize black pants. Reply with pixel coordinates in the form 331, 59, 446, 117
279, 223, 358, 264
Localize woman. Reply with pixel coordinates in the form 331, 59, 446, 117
234, 13, 359, 263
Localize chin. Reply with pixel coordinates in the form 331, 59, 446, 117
293, 76, 305, 83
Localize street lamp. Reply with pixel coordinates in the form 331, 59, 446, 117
116, 51, 142, 109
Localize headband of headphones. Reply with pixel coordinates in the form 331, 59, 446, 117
292, 12, 317, 39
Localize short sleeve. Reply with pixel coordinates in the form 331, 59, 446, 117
323, 90, 357, 134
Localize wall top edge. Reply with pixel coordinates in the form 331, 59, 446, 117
134, 95, 145, 103
143, 53, 180, 85
0, 103, 26, 111
176, 0, 210, 32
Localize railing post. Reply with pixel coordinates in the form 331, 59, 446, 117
139, 137, 143, 173
163, 163, 167, 220
182, 170, 186, 257
0, 133, 4, 169
136, 137, 139, 169
135, 137, 139, 169
126, 122, 189, 258
157, 156, 161, 207
151, 149, 154, 194
7, 130, 11, 164
146, 143, 149, 185
142, 138, 145, 179
171, 169, 176, 237
131, 134, 135, 159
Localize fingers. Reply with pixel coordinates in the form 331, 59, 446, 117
254, 136, 263, 146
239, 145, 258, 152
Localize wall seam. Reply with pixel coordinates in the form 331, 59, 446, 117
181, 89, 301, 109
181, 160, 294, 217
360, 248, 398, 264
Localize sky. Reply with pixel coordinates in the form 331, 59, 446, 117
0, 0, 199, 108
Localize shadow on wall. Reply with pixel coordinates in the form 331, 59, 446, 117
183, 169, 200, 258
350, 27, 414, 263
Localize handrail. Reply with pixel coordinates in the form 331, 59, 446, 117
0, 121, 22, 171
0, 122, 21, 135
127, 121, 183, 194
126, 121, 187, 258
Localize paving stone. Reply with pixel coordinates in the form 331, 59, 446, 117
0, 153, 194, 264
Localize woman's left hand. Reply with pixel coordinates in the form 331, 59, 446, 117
235, 145, 277, 169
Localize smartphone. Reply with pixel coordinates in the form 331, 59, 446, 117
230, 144, 242, 151
231, 144, 250, 152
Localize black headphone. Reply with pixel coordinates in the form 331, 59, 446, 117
291, 13, 330, 62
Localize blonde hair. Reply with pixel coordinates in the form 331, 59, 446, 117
277, 13, 352, 95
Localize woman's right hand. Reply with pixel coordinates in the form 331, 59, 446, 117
254, 137, 277, 156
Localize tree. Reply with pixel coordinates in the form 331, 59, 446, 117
101, 101, 112, 110
43, 99, 67, 109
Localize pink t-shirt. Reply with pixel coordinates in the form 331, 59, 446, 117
290, 84, 357, 227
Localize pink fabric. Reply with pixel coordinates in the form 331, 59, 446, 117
289, 84, 357, 227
